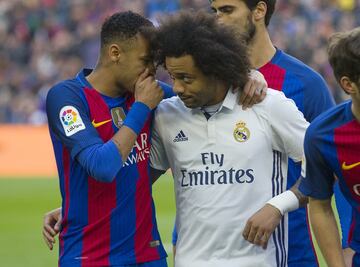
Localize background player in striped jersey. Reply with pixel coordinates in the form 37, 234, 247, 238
150, 11, 309, 267
299, 27, 360, 267
188, 0, 351, 266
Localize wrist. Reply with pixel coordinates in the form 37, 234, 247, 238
266, 190, 299, 216
123, 102, 151, 135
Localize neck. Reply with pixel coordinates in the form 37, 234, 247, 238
352, 98, 360, 123
207, 84, 228, 106
86, 65, 127, 98
248, 27, 276, 68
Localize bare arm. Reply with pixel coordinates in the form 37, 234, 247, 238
243, 176, 304, 249
308, 197, 346, 267
290, 176, 308, 207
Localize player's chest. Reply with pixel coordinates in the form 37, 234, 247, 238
163, 111, 273, 166
332, 137, 360, 186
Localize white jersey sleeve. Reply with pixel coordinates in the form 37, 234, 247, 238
264, 90, 309, 162
150, 106, 170, 171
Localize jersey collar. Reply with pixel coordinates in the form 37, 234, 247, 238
76, 68, 94, 88
270, 48, 282, 64
190, 88, 236, 115
221, 88, 237, 111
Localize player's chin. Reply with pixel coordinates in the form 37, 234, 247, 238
181, 98, 198, 109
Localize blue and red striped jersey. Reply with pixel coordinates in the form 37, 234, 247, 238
46, 69, 167, 267
299, 101, 360, 252
259, 48, 342, 266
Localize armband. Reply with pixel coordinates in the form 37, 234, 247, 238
123, 102, 151, 135
266, 190, 299, 216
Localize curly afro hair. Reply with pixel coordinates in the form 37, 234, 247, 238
150, 11, 250, 90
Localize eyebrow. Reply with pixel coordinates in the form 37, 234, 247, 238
171, 72, 195, 78
214, 5, 236, 10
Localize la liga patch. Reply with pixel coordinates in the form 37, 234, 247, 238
59, 106, 86, 136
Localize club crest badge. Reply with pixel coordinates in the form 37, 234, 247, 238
233, 121, 250, 143
111, 107, 126, 128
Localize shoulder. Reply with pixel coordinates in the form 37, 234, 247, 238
156, 96, 188, 117
47, 78, 83, 103
306, 101, 351, 144
255, 88, 293, 109
253, 89, 307, 127
46, 78, 88, 122
308, 101, 351, 134
278, 50, 328, 88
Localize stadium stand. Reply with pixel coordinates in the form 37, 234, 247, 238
0, 0, 359, 123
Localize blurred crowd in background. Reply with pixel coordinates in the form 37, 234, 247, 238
0, 0, 359, 124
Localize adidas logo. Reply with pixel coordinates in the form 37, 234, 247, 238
173, 130, 189, 142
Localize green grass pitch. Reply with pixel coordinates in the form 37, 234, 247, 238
0, 174, 329, 266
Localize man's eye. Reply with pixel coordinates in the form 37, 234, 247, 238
220, 7, 234, 14
183, 77, 193, 84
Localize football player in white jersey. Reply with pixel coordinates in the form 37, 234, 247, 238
149, 11, 308, 267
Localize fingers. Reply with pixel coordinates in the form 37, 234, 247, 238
254, 232, 269, 249
42, 227, 55, 250
243, 221, 271, 250
240, 79, 257, 110
242, 221, 251, 241
54, 218, 62, 232
246, 224, 259, 244
259, 86, 267, 102
43, 208, 62, 250
135, 68, 150, 86
239, 81, 251, 106
240, 69, 267, 108
44, 221, 57, 237
244, 226, 270, 249
140, 68, 150, 80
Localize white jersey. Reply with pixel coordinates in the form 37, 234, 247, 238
150, 89, 308, 267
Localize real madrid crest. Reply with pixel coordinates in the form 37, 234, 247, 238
233, 121, 250, 143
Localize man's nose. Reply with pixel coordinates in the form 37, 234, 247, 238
172, 80, 185, 94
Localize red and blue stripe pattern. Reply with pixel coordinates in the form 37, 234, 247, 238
259, 49, 335, 266
334, 115, 360, 251
53, 69, 166, 266
300, 101, 360, 254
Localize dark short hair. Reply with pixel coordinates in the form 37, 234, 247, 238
151, 11, 250, 90
243, 0, 276, 26
100, 11, 153, 48
328, 27, 360, 85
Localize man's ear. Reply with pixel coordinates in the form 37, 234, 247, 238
340, 76, 356, 95
108, 43, 124, 63
253, 1, 267, 23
